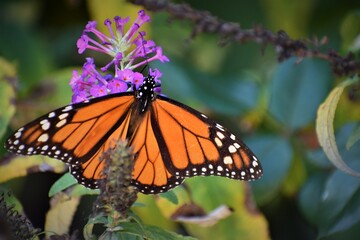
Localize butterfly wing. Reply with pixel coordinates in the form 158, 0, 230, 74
5, 92, 135, 188
148, 95, 262, 182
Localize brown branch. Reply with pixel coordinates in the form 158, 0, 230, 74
128, 0, 360, 77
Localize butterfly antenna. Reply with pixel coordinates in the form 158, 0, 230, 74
138, 31, 152, 76
139, 64, 148, 74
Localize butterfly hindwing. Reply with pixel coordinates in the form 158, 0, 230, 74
128, 109, 184, 193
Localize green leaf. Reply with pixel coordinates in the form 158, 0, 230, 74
247, 135, 293, 205
316, 77, 360, 177
111, 220, 193, 240
0, 57, 16, 140
84, 215, 108, 240
0, 21, 53, 93
346, 122, 360, 150
324, 209, 360, 240
191, 72, 260, 115
45, 68, 75, 107
269, 57, 332, 129
300, 169, 360, 239
49, 173, 99, 197
159, 190, 179, 205
0, 186, 25, 214
155, 59, 260, 116
299, 173, 328, 226
143, 225, 196, 240
301, 123, 360, 239
48, 173, 77, 197
318, 168, 360, 237
134, 194, 180, 232
70, 184, 100, 197
84, 214, 108, 240
340, 10, 360, 51
153, 60, 197, 102
86, 219, 195, 240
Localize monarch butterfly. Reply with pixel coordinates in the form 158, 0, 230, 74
5, 75, 262, 194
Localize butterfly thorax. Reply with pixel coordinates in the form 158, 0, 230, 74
136, 75, 156, 113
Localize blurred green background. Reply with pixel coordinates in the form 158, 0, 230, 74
1, 0, 360, 239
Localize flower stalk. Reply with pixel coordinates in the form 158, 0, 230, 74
95, 140, 137, 218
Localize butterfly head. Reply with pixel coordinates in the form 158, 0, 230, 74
136, 75, 157, 112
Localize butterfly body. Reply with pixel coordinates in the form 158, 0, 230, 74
5, 76, 262, 194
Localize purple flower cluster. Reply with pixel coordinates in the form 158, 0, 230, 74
70, 10, 169, 103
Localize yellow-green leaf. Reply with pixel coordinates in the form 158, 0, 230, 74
316, 77, 360, 176
45, 192, 80, 238
0, 57, 16, 139
0, 155, 66, 184
173, 177, 269, 240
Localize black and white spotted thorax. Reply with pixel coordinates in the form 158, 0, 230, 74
136, 75, 157, 112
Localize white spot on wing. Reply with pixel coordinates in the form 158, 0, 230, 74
62, 106, 73, 112
223, 156, 233, 164
58, 113, 69, 120
56, 119, 67, 128
228, 145, 237, 153
48, 112, 56, 118
214, 137, 223, 147
38, 134, 49, 142
41, 122, 51, 131
15, 131, 22, 138
216, 132, 225, 139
